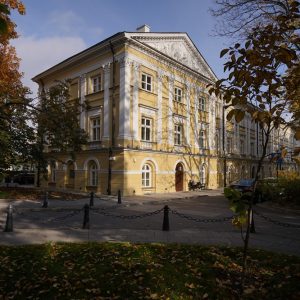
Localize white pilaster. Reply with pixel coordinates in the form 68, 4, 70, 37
102, 63, 111, 141
186, 83, 191, 145
168, 75, 174, 146
119, 56, 132, 140
80, 74, 87, 130
194, 87, 200, 149
209, 96, 216, 150
246, 116, 250, 155
236, 123, 240, 154
132, 62, 140, 141
157, 70, 163, 145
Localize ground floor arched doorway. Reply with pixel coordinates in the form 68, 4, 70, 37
175, 163, 184, 191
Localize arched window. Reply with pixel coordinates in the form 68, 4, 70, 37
88, 161, 98, 186
200, 164, 206, 185
66, 161, 75, 185
142, 164, 151, 187
251, 166, 256, 178
50, 161, 56, 182
241, 165, 246, 178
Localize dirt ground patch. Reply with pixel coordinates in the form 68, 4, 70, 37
0, 187, 87, 201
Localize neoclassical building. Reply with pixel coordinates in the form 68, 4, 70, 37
33, 25, 297, 195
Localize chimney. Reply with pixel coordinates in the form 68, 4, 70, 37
136, 24, 151, 33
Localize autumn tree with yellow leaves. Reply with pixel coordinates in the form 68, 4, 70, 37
210, 0, 300, 294
0, 0, 33, 177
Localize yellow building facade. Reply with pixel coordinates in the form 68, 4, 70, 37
33, 26, 298, 195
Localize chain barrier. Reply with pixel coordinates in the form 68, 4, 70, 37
13, 207, 43, 221
13, 206, 83, 223
90, 207, 164, 219
170, 209, 234, 223
45, 208, 83, 223
7, 203, 300, 229
254, 210, 300, 228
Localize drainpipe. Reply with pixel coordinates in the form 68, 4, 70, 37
107, 41, 116, 195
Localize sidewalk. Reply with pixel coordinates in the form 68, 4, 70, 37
1, 189, 299, 257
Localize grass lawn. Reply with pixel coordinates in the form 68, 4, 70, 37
0, 243, 299, 299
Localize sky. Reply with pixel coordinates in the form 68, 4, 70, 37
11, 0, 229, 96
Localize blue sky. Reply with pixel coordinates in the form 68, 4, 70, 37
11, 0, 228, 95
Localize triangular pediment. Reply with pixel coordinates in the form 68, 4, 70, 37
127, 33, 217, 81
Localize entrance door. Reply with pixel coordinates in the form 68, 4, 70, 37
175, 163, 184, 191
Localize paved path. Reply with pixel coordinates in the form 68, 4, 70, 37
1, 189, 300, 256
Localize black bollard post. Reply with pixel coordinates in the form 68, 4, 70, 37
89, 191, 94, 207
162, 205, 170, 231
42, 191, 48, 208
117, 190, 122, 204
250, 209, 256, 233
82, 204, 90, 229
4, 204, 13, 232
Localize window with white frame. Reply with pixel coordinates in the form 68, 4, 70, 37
250, 141, 255, 156
90, 117, 101, 141
50, 161, 56, 182
88, 161, 98, 186
141, 117, 152, 141
174, 87, 183, 102
141, 73, 152, 92
199, 97, 206, 111
174, 124, 183, 145
226, 137, 233, 153
92, 75, 101, 93
142, 164, 151, 187
199, 130, 206, 148
200, 164, 206, 185
215, 129, 220, 151
240, 138, 245, 154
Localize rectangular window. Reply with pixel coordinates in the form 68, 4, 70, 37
199, 130, 206, 148
199, 97, 206, 111
90, 117, 101, 141
174, 124, 183, 145
215, 130, 220, 151
141, 117, 152, 141
174, 87, 183, 102
92, 75, 101, 93
226, 137, 232, 154
250, 142, 255, 156
141, 73, 152, 92
240, 139, 245, 154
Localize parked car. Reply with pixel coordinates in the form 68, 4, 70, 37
229, 179, 255, 193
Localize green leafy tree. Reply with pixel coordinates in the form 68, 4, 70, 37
209, 0, 299, 293
33, 80, 88, 186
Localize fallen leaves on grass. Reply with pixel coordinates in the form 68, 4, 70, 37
0, 243, 299, 299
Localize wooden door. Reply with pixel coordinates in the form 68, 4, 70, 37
175, 163, 184, 191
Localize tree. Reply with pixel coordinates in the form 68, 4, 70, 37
33, 80, 88, 186
210, 0, 299, 39
0, 0, 33, 179
209, 0, 299, 294
0, 2, 88, 183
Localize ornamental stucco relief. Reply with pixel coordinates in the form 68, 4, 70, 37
145, 41, 210, 77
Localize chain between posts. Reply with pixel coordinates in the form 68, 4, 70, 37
254, 210, 300, 228
90, 207, 164, 219
171, 209, 234, 223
